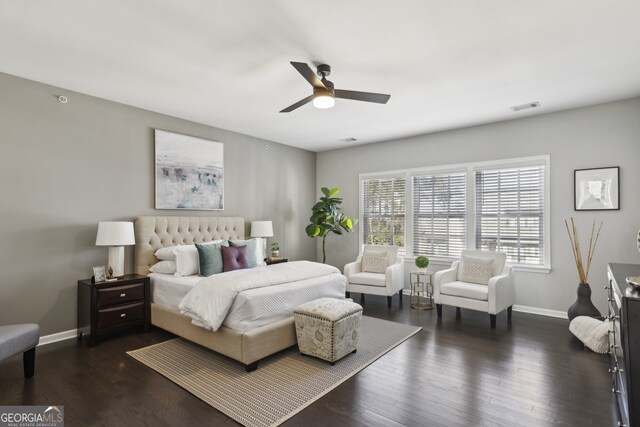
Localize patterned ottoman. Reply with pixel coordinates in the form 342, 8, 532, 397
294, 297, 362, 365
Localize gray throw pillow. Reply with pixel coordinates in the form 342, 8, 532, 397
229, 239, 262, 268
196, 241, 229, 277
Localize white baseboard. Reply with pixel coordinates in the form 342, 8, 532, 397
512, 305, 568, 319
400, 290, 567, 319
38, 329, 78, 347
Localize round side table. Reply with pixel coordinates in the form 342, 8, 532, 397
410, 270, 434, 310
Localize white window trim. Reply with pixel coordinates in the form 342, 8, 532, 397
359, 155, 551, 273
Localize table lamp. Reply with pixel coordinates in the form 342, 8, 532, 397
95, 221, 135, 278
250, 221, 273, 258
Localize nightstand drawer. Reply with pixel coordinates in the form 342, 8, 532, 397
97, 283, 145, 308
97, 302, 144, 329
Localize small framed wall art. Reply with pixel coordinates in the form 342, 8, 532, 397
574, 166, 619, 211
155, 129, 224, 210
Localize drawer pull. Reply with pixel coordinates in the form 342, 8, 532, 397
612, 387, 620, 394
608, 315, 620, 320
120, 313, 127, 318
610, 344, 619, 349
120, 293, 126, 297
604, 286, 609, 290
618, 422, 627, 427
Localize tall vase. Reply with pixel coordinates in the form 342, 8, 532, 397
567, 283, 601, 321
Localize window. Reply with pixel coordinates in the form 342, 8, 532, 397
361, 177, 406, 248
475, 165, 545, 266
358, 155, 550, 270
412, 172, 466, 258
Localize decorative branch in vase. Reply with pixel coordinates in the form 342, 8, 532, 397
564, 217, 603, 320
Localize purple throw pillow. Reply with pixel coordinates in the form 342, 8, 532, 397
222, 245, 249, 272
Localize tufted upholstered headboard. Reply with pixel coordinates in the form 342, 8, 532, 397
134, 216, 245, 275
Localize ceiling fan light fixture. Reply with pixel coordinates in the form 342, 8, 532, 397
312, 91, 335, 109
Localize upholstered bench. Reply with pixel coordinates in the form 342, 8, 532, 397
0, 323, 40, 379
294, 298, 362, 365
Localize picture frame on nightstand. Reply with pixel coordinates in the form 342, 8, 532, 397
92, 265, 106, 283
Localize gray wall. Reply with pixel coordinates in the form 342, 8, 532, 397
0, 72, 317, 335
317, 98, 640, 315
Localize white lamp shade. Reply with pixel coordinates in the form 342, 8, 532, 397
95, 221, 135, 246
250, 221, 273, 238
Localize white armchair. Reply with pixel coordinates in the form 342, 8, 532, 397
344, 245, 404, 308
433, 250, 514, 328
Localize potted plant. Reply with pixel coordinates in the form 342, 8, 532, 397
564, 217, 603, 320
271, 242, 280, 257
415, 255, 429, 273
305, 187, 357, 263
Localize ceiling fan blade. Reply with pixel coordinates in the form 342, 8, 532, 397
279, 95, 313, 113
290, 62, 326, 90
335, 89, 390, 104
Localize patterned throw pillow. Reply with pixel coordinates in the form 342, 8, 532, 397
362, 251, 388, 274
458, 256, 495, 285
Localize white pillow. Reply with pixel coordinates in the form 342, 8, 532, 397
149, 260, 177, 275
458, 256, 494, 285
172, 240, 224, 277
362, 251, 388, 274
569, 316, 610, 354
155, 246, 177, 261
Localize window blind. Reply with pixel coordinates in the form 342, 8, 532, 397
361, 178, 406, 248
412, 172, 466, 258
475, 165, 545, 265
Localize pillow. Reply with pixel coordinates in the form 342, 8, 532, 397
362, 250, 388, 274
458, 256, 494, 285
155, 246, 177, 261
222, 245, 248, 272
569, 316, 610, 354
196, 241, 229, 277
149, 260, 177, 275
229, 239, 263, 268
173, 245, 200, 277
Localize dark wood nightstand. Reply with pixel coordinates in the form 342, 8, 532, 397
265, 257, 288, 266
77, 274, 150, 347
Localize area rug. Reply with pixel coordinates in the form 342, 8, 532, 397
127, 316, 421, 427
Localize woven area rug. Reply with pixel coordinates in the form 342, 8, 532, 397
127, 316, 421, 427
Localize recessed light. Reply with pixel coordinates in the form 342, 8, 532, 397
340, 137, 357, 143
511, 101, 540, 112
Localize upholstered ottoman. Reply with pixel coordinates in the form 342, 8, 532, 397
294, 298, 362, 365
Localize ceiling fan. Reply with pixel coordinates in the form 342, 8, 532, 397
280, 62, 391, 113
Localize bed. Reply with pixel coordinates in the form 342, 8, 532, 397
134, 216, 346, 371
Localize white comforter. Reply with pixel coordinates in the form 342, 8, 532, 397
179, 260, 341, 331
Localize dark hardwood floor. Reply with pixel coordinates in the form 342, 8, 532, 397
0, 295, 617, 426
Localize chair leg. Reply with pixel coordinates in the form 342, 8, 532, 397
345, 291, 351, 299
436, 304, 442, 317
360, 294, 365, 304
456, 307, 461, 318
507, 306, 513, 320
398, 290, 403, 301
245, 361, 258, 372
387, 296, 392, 308
490, 314, 497, 329
23, 347, 35, 379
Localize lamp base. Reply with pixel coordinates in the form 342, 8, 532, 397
107, 246, 125, 278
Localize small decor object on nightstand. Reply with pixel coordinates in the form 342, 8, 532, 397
271, 242, 280, 257
266, 256, 288, 265
92, 265, 106, 283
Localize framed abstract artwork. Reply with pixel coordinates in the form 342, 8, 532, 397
574, 166, 619, 211
155, 130, 224, 210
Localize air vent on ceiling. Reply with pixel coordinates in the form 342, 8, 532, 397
340, 137, 358, 143
511, 101, 540, 112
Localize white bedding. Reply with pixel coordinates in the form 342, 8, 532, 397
148, 262, 346, 332
180, 261, 343, 331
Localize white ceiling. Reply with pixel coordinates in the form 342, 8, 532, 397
1, 1, 639, 152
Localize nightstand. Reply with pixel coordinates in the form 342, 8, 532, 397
265, 257, 288, 266
77, 274, 150, 347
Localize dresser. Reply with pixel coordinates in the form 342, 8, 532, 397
77, 274, 150, 347
607, 263, 640, 427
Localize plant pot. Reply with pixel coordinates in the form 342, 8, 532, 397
567, 283, 601, 321
271, 250, 280, 257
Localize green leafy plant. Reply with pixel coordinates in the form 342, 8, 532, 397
271, 242, 280, 251
415, 256, 429, 269
305, 187, 357, 263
